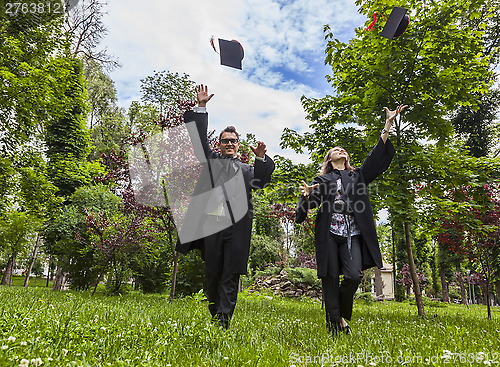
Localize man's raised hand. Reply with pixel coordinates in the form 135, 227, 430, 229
250, 141, 267, 158
196, 84, 214, 107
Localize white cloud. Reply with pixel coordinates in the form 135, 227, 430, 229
101, 0, 364, 164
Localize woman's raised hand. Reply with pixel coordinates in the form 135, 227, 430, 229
384, 104, 408, 123
300, 180, 319, 198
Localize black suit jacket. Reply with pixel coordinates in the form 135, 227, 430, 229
296, 138, 395, 278
175, 110, 275, 274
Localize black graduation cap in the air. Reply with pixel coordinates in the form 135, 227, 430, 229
211, 37, 245, 70
380, 7, 410, 40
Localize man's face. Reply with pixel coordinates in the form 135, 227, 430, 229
219, 132, 240, 157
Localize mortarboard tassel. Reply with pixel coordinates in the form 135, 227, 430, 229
210, 36, 219, 54
365, 11, 389, 31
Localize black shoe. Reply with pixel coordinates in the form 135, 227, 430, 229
341, 324, 351, 335
326, 318, 341, 339
213, 313, 230, 330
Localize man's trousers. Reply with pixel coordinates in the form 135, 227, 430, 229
203, 224, 240, 327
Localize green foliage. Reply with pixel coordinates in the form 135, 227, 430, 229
452, 90, 500, 158
410, 296, 449, 308
44, 185, 123, 290
175, 251, 205, 296
249, 234, 281, 272
251, 265, 282, 280
133, 243, 172, 294
355, 291, 375, 304
45, 58, 96, 198
140, 70, 195, 116
84, 60, 131, 160
0, 211, 39, 255
0, 14, 72, 154
251, 193, 282, 240
285, 267, 321, 289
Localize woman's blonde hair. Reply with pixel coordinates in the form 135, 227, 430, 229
320, 147, 355, 175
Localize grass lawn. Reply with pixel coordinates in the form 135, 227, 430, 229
7, 276, 52, 289
0, 285, 498, 366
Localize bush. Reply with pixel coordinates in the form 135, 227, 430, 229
134, 249, 172, 294
242, 265, 281, 288
248, 234, 281, 272
285, 267, 321, 290
409, 296, 448, 308
175, 251, 205, 296
291, 252, 316, 269
355, 292, 374, 304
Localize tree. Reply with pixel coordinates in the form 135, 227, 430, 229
84, 60, 131, 160
0, 211, 39, 285
45, 58, 101, 198
139, 70, 195, 117
0, 9, 73, 156
452, 90, 500, 158
282, 0, 496, 316
398, 263, 429, 297
83, 59, 119, 129
16, 148, 61, 287
83, 210, 156, 295
98, 100, 196, 298
248, 234, 282, 272
44, 184, 123, 290
435, 184, 500, 318
65, 0, 119, 69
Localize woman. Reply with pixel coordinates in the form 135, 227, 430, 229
296, 105, 406, 339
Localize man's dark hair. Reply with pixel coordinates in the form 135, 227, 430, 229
219, 126, 240, 140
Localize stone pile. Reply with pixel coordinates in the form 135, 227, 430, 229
248, 269, 322, 300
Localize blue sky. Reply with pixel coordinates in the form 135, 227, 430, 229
101, 0, 365, 163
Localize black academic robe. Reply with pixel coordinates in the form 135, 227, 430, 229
296, 138, 395, 278
175, 110, 275, 274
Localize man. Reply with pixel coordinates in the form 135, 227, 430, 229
176, 84, 275, 329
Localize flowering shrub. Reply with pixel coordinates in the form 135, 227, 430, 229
397, 263, 428, 296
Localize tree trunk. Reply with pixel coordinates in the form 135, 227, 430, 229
495, 280, 500, 305
404, 222, 425, 316
439, 264, 450, 303
46, 257, 52, 287
169, 252, 180, 301
392, 226, 397, 300
374, 267, 384, 297
52, 263, 66, 291
24, 232, 41, 287
456, 261, 468, 305
485, 250, 492, 320
1, 252, 17, 286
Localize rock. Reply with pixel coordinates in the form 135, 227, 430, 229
248, 272, 322, 299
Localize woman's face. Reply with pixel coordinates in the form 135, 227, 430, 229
329, 147, 349, 162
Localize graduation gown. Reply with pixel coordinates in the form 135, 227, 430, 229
175, 110, 275, 274
296, 138, 395, 278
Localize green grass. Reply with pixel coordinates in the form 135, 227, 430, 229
0, 286, 498, 366
7, 276, 52, 288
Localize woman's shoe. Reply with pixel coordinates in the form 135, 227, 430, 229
326, 318, 341, 339
342, 324, 351, 335
340, 318, 351, 334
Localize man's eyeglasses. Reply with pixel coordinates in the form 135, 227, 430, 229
220, 138, 239, 145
